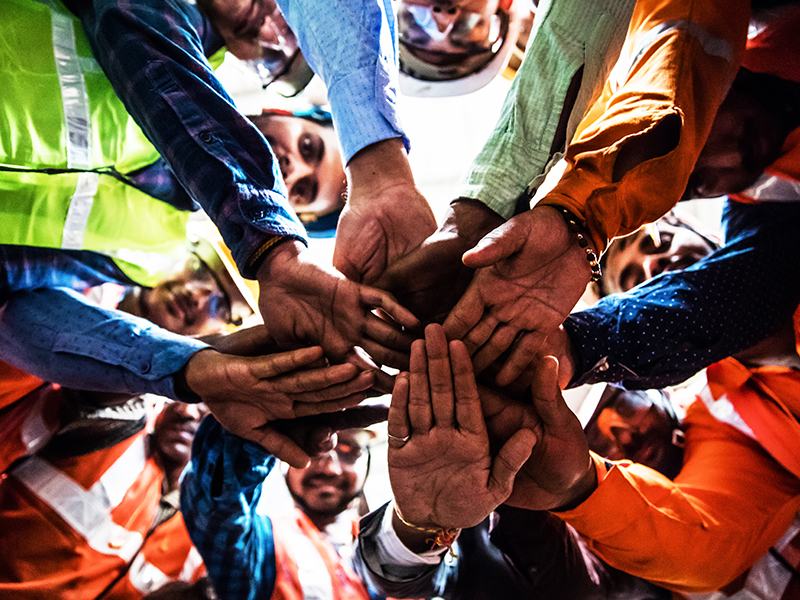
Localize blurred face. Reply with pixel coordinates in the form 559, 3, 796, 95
285, 430, 369, 517
198, 0, 298, 66
256, 115, 346, 218
152, 402, 208, 468
139, 254, 232, 336
685, 82, 787, 199
399, 0, 501, 57
585, 390, 683, 477
603, 222, 715, 294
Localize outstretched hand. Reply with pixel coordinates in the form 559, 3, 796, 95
444, 206, 590, 384
185, 345, 376, 467
334, 139, 436, 285
375, 199, 505, 323
258, 241, 419, 370
388, 324, 536, 530
504, 356, 597, 510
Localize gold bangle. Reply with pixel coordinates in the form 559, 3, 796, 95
393, 505, 460, 557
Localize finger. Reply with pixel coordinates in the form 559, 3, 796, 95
249, 346, 324, 379
461, 223, 523, 269
443, 280, 485, 340
360, 286, 420, 330
359, 338, 410, 371
425, 324, 455, 427
289, 371, 375, 403
363, 314, 415, 350
529, 356, 568, 427
369, 369, 396, 395
275, 404, 389, 434
472, 324, 517, 374
294, 392, 368, 417
449, 340, 483, 434
495, 332, 547, 387
408, 339, 432, 433
272, 363, 361, 394
461, 314, 499, 356
249, 425, 311, 468
488, 428, 537, 499
388, 373, 411, 449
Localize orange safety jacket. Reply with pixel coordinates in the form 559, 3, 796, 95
0, 428, 204, 598
0, 383, 61, 474
0, 360, 44, 412
560, 353, 800, 593
270, 507, 371, 600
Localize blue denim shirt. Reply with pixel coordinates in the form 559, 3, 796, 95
566, 199, 800, 389
0, 246, 206, 399
72, 0, 407, 276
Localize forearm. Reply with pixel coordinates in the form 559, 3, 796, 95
558, 450, 800, 593
180, 417, 278, 600
461, 0, 635, 219
75, 0, 306, 275
541, 0, 750, 250
276, 0, 407, 163
0, 287, 206, 399
566, 201, 800, 389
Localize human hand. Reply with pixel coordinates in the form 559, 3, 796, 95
375, 199, 505, 323
184, 346, 375, 466
444, 206, 590, 385
258, 241, 420, 369
504, 356, 597, 510
198, 324, 277, 356
334, 139, 437, 284
388, 324, 536, 531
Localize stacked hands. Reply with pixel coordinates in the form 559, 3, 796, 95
187, 141, 596, 526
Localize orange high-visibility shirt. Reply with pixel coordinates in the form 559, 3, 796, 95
559, 359, 800, 593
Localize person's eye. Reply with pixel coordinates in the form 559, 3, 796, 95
298, 134, 322, 164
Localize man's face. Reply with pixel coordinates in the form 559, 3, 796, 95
285, 430, 369, 517
398, 0, 501, 58
140, 255, 232, 336
198, 0, 297, 63
603, 222, 715, 294
685, 82, 787, 199
152, 402, 208, 468
585, 389, 683, 477
255, 115, 345, 218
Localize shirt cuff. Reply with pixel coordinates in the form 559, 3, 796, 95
327, 68, 409, 164
373, 501, 448, 567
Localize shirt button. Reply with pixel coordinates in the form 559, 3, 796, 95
140, 361, 151, 374
199, 131, 214, 144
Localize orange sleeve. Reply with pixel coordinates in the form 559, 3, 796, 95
558, 404, 800, 593
540, 0, 750, 251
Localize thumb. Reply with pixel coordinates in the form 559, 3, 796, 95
529, 356, 568, 427
488, 428, 537, 499
462, 223, 524, 269
250, 425, 312, 468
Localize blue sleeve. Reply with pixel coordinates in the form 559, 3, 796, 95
0, 286, 206, 399
275, 0, 408, 162
565, 200, 800, 389
180, 416, 279, 600
73, 0, 307, 276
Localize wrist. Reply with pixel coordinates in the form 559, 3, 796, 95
391, 503, 460, 554
552, 456, 598, 512
256, 239, 305, 283
347, 138, 414, 198
546, 205, 602, 284
182, 348, 221, 402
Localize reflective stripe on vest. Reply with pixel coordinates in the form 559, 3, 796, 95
10, 435, 148, 561
698, 388, 756, 440
610, 20, 734, 90
738, 172, 800, 203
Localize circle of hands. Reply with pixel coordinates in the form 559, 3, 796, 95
195, 195, 596, 517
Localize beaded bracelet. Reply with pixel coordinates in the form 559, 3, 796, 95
554, 206, 602, 283
393, 505, 460, 557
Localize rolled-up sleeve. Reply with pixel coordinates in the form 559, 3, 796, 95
180, 416, 278, 600
276, 0, 408, 162
75, 0, 307, 276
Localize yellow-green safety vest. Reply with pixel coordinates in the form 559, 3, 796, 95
0, 0, 191, 287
